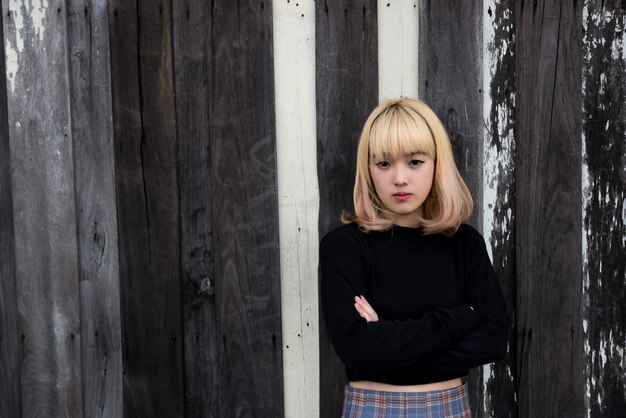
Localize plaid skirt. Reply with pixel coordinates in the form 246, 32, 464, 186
341, 383, 472, 418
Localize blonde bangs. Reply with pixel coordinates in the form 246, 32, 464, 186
367, 106, 436, 161
347, 97, 473, 236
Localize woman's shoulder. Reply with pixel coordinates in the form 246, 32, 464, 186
321, 222, 366, 244
452, 223, 489, 251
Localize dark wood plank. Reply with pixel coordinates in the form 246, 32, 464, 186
172, 0, 219, 416
515, 1, 584, 416
208, 1, 283, 416
66, 1, 123, 417
2, 2, 84, 416
316, 1, 378, 415
108, 1, 184, 416
419, 1, 485, 412
0, 7, 21, 418
482, 1, 518, 416
419, 0, 483, 230
582, 2, 626, 417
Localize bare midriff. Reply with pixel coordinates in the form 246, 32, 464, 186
349, 378, 462, 393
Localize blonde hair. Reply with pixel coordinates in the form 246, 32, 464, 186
343, 97, 473, 235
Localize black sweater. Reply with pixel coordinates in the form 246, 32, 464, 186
320, 222, 510, 385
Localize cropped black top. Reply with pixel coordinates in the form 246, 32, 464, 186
319, 222, 510, 385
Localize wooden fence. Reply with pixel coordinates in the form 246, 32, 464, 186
0, 0, 624, 417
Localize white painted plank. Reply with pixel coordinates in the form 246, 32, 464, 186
378, 0, 420, 101
482, 0, 515, 414
272, 1, 320, 417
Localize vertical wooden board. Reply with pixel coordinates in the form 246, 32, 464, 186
3, 1, 84, 416
172, 0, 219, 416
419, 1, 484, 411
482, 0, 517, 416
0, 6, 20, 417
582, 2, 626, 417
419, 1, 483, 230
209, 1, 284, 416
377, 0, 419, 101
66, 0, 123, 416
273, 1, 320, 417
515, 1, 584, 417
316, 1, 378, 415
108, 0, 183, 416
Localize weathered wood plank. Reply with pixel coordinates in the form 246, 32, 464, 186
419, 0, 483, 230
377, 0, 419, 100
0, 7, 20, 417
108, 0, 184, 415
316, 1, 378, 415
273, 1, 320, 417
515, 1, 584, 416
2, 1, 84, 416
482, 0, 517, 416
66, 1, 123, 417
171, 0, 219, 416
419, 1, 485, 411
582, 2, 626, 417
209, 1, 284, 416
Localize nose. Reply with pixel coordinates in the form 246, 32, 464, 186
393, 165, 408, 186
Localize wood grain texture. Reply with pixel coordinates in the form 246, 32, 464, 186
172, 0, 219, 416
419, 0, 484, 230
0, 7, 20, 417
419, 1, 485, 411
377, 0, 419, 100
482, 0, 517, 416
3, 1, 84, 416
108, 0, 184, 415
208, 1, 284, 416
582, 2, 626, 416
316, 1, 378, 415
515, 1, 584, 416
67, 0, 123, 416
272, 1, 320, 417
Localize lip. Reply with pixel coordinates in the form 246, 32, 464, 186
392, 193, 411, 201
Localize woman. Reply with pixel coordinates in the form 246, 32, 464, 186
320, 98, 510, 417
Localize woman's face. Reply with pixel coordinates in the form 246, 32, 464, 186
369, 152, 435, 228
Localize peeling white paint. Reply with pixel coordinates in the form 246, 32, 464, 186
482, 1, 515, 415
580, 3, 626, 416
272, 1, 319, 417
4, 0, 49, 93
482, 363, 494, 416
378, 0, 419, 101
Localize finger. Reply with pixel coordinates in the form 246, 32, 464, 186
354, 297, 378, 322
354, 302, 376, 322
356, 296, 378, 320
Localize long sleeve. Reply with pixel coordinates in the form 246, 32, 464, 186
320, 227, 480, 372
402, 226, 511, 377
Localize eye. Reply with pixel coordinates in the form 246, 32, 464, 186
409, 159, 424, 166
375, 161, 391, 168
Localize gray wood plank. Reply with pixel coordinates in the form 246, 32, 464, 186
172, 0, 219, 416
67, 1, 123, 417
2, 2, 84, 416
482, 1, 518, 416
316, 1, 378, 416
515, 1, 585, 416
419, 0, 483, 230
208, 1, 284, 416
0, 7, 21, 418
108, 0, 184, 416
582, 2, 626, 416
419, 2, 485, 412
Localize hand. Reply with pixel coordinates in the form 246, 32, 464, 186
354, 295, 379, 322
